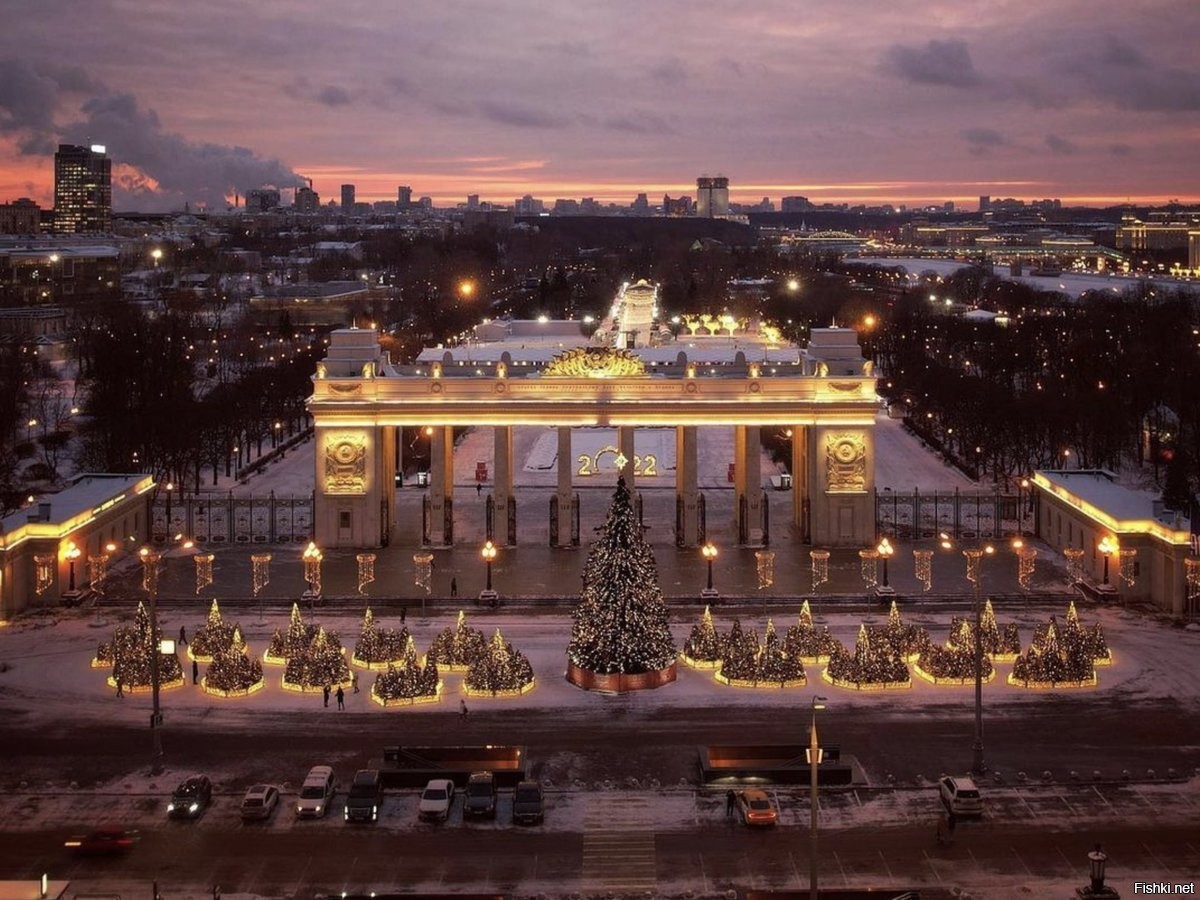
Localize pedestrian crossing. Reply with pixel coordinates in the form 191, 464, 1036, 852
582, 794, 657, 893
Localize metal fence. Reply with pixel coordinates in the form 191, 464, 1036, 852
153, 494, 314, 545
875, 488, 1032, 541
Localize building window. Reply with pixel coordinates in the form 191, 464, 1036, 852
339, 511, 351, 530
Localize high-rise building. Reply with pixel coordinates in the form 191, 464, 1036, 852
340, 184, 356, 212
0, 198, 41, 234
514, 194, 545, 216
54, 144, 111, 233
245, 188, 281, 214
466, 194, 480, 209
631, 192, 650, 214
397, 185, 412, 209
979, 196, 991, 213
294, 186, 320, 213
696, 176, 729, 218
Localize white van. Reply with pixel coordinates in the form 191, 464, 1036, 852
296, 765, 336, 818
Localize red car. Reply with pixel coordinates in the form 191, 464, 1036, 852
64, 825, 137, 855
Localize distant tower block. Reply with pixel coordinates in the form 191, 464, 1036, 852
696, 176, 730, 218
341, 184, 356, 212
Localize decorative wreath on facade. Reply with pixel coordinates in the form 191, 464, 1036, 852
542, 347, 646, 378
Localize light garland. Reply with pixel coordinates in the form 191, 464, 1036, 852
1063, 547, 1084, 583
913, 549, 933, 592
265, 602, 320, 664
755, 550, 775, 589
1187, 559, 1200, 605
413, 552, 434, 594
963, 547, 985, 584
251, 553, 271, 597
464, 628, 536, 697
34, 554, 55, 595
357, 553, 376, 596
428, 610, 487, 672
810, 550, 830, 593
96, 601, 184, 689
914, 620, 997, 684
202, 633, 264, 697
1017, 547, 1038, 590
859, 549, 879, 589
352, 606, 410, 670
1118, 549, 1137, 587
371, 636, 441, 705
140, 550, 160, 595
194, 553, 214, 595
680, 605, 725, 668
88, 554, 109, 594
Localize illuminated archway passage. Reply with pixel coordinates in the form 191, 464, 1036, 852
308, 326, 878, 550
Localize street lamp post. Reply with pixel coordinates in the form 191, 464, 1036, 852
701, 542, 718, 599
1099, 536, 1117, 585
139, 547, 164, 775
480, 540, 498, 605
962, 544, 994, 775
876, 537, 894, 595
809, 695, 827, 900
65, 541, 81, 591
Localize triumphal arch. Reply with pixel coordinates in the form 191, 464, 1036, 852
309, 287, 878, 552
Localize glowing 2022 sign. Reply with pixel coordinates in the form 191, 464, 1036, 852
577, 445, 658, 477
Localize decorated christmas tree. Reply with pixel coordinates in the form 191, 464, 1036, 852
372, 635, 441, 706
757, 620, 807, 686
465, 629, 536, 696
715, 618, 806, 688
825, 624, 910, 689
1010, 616, 1096, 687
266, 602, 319, 663
1061, 600, 1112, 665
948, 598, 1021, 660
681, 606, 725, 667
915, 620, 995, 684
189, 600, 246, 662
868, 600, 931, 662
99, 602, 184, 690
352, 606, 411, 669
567, 478, 676, 677
203, 627, 264, 696
427, 610, 487, 671
718, 618, 761, 681
783, 600, 841, 662
283, 626, 351, 691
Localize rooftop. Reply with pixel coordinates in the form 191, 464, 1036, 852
1033, 469, 1193, 542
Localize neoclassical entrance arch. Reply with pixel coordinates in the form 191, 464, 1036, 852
308, 326, 878, 549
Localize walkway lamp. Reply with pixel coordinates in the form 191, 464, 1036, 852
64, 541, 82, 591
701, 542, 718, 598
480, 539, 499, 604
809, 695, 828, 900
876, 537, 894, 593
1098, 536, 1117, 585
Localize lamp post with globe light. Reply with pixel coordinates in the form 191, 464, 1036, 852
876, 537, 894, 595
809, 695, 828, 900
701, 542, 718, 599
480, 539, 498, 605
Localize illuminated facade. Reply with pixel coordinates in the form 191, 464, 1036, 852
309, 325, 878, 551
1033, 469, 1195, 617
54, 144, 112, 234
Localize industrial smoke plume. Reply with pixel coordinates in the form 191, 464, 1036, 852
0, 58, 304, 211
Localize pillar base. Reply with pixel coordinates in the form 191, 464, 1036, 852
875, 586, 896, 597
478, 589, 499, 604
700, 588, 720, 600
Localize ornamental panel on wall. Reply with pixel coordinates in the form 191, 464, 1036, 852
324, 433, 368, 495
825, 432, 867, 493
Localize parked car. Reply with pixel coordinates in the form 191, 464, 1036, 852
735, 789, 778, 826
463, 771, 497, 819
511, 780, 545, 825
344, 769, 383, 823
939, 775, 984, 817
240, 784, 280, 822
418, 778, 455, 822
296, 765, 336, 818
167, 774, 212, 819
64, 825, 137, 855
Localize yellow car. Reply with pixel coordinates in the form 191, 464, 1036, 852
736, 789, 778, 826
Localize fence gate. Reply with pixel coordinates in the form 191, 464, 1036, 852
152, 494, 314, 545
506, 497, 517, 545
874, 488, 1021, 541
549, 495, 559, 547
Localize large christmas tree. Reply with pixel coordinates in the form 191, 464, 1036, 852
567, 478, 676, 676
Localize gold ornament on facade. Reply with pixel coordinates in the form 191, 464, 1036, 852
543, 347, 646, 378
324, 433, 368, 494
826, 433, 867, 493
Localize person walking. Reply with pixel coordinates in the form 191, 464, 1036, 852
460, 698, 468, 719
179, 625, 187, 646
450, 577, 458, 599
351, 671, 359, 694
115, 676, 124, 698
322, 685, 330, 708
401, 604, 407, 624
726, 789, 736, 818
192, 659, 199, 685
476, 481, 482, 497
336, 686, 345, 710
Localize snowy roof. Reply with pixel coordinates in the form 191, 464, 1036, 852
1033, 469, 1192, 540
0, 474, 151, 539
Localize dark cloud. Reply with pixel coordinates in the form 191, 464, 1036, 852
884, 40, 981, 88
1039, 34, 1200, 113
0, 57, 304, 211
477, 100, 568, 129
1099, 35, 1146, 68
1045, 134, 1078, 155
383, 75, 412, 94
316, 85, 352, 107
962, 127, 1006, 155
650, 57, 687, 84
602, 112, 673, 134
1109, 143, 1133, 157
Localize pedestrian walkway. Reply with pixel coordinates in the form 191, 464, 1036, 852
582, 794, 657, 893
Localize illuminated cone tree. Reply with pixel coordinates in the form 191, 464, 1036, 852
465, 629, 535, 696
283, 626, 351, 690
826, 623, 910, 689
868, 600, 931, 661
916, 619, 995, 683
204, 627, 264, 696
783, 600, 841, 662
266, 602, 318, 662
100, 602, 183, 689
189, 599, 246, 662
427, 610, 487, 671
373, 636, 440, 704
353, 606, 410, 668
949, 598, 1021, 659
681, 606, 725, 666
567, 478, 676, 683
1010, 616, 1096, 687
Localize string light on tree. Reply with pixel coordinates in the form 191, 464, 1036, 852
194, 553, 214, 595
140, 548, 160, 595
1118, 549, 1137, 587
1186, 559, 1200, 606
464, 628, 536, 697
824, 623, 911, 691
301, 541, 323, 595
755, 550, 775, 589
1063, 547, 1085, 583
1017, 546, 1038, 590
428, 610, 487, 672
189, 599, 246, 662
352, 606, 410, 670
372, 636, 441, 706
680, 606, 725, 668
783, 600, 841, 663
251, 553, 271, 597
356, 553, 376, 596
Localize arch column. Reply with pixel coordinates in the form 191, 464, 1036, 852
733, 425, 763, 544
618, 425, 636, 490
556, 426, 574, 548
676, 425, 699, 546
429, 425, 454, 547
493, 425, 514, 545
791, 425, 811, 542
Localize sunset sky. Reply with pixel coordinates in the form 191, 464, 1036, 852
2, 0, 1198, 212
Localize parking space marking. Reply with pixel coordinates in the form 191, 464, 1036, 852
1091, 785, 1116, 813
1057, 845, 1081, 874
922, 850, 944, 885
877, 849, 893, 880
788, 851, 801, 884
1017, 791, 1039, 819
1010, 847, 1033, 876
1057, 794, 1079, 816
833, 849, 848, 883
1141, 840, 1168, 870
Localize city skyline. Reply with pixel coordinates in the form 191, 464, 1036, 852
1, 0, 1199, 212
